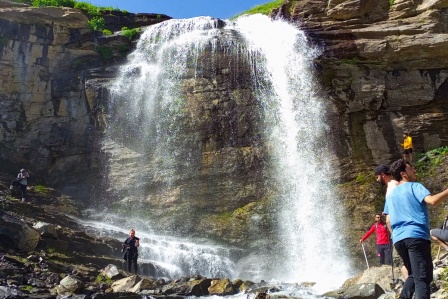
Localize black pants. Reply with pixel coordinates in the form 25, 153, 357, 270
377, 243, 392, 265
126, 251, 138, 274
19, 184, 27, 199
395, 238, 433, 299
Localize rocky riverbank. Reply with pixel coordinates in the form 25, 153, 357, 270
2, 166, 448, 299
0, 172, 295, 298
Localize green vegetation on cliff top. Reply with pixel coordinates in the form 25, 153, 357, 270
27, 0, 121, 14
232, 0, 283, 19
16, 0, 287, 19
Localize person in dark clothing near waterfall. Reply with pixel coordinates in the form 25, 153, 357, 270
360, 213, 392, 265
17, 169, 30, 202
122, 228, 140, 274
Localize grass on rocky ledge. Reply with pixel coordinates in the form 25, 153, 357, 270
26, 0, 122, 14
414, 146, 448, 178
95, 273, 112, 284
232, 0, 283, 19
33, 184, 51, 195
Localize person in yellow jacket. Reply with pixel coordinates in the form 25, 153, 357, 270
401, 132, 413, 162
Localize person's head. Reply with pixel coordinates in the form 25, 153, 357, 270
403, 132, 408, 138
129, 229, 135, 237
20, 169, 26, 173
375, 213, 382, 222
374, 164, 392, 185
390, 159, 416, 182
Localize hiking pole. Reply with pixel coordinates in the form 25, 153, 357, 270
361, 242, 370, 269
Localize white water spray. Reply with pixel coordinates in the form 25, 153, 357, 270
233, 15, 351, 290
97, 14, 352, 293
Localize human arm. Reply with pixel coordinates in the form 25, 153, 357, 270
122, 239, 129, 251
360, 225, 375, 242
423, 189, 448, 206
386, 215, 392, 235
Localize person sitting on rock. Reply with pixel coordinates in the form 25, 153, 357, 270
430, 215, 448, 251
360, 213, 392, 266
17, 168, 30, 202
122, 228, 140, 274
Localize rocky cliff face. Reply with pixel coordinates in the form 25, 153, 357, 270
279, 0, 448, 178
2, 0, 448, 248
0, 1, 169, 196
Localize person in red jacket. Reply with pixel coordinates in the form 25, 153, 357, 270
360, 213, 392, 265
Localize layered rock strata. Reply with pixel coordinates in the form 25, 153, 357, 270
278, 0, 448, 178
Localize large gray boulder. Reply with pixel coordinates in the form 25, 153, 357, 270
0, 211, 40, 252
56, 275, 85, 294
324, 282, 385, 299
342, 265, 402, 292
111, 275, 141, 293
33, 221, 59, 238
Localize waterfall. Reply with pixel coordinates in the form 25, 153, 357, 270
95, 14, 352, 293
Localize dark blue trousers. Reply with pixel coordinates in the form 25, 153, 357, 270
377, 243, 392, 265
394, 238, 433, 299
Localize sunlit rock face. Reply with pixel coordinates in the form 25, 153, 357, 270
278, 0, 448, 179
0, 5, 97, 187
1, 0, 448, 188
2, 1, 448, 227
0, 2, 168, 194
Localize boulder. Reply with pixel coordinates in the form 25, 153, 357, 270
33, 221, 59, 238
0, 211, 40, 252
342, 266, 402, 292
0, 286, 25, 298
186, 278, 212, 296
111, 275, 140, 293
208, 278, 236, 295
101, 264, 126, 280
128, 277, 159, 293
323, 283, 385, 299
237, 280, 255, 292
56, 275, 85, 294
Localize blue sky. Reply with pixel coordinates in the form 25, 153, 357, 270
84, 0, 268, 19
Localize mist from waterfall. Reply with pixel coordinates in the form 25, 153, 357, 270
98, 14, 352, 293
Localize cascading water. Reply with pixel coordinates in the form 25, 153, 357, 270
90, 14, 353, 294
231, 15, 352, 291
